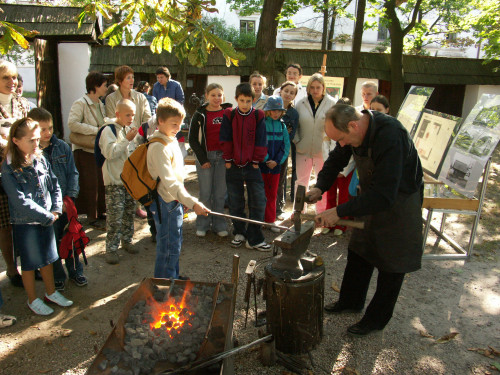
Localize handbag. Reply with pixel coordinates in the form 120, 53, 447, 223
69, 98, 104, 149
69, 132, 96, 149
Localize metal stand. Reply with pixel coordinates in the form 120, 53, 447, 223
422, 158, 491, 260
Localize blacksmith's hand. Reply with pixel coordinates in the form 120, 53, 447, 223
306, 187, 323, 203
315, 208, 339, 228
194, 203, 210, 216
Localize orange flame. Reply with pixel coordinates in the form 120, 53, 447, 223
149, 281, 194, 337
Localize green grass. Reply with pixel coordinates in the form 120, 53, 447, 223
22, 91, 36, 98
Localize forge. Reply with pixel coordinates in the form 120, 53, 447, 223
86, 278, 236, 375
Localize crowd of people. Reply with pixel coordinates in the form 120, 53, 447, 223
0, 58, 420, 338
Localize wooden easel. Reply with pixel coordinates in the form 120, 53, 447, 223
320, 54, 327, 75
421, 158, 492, 260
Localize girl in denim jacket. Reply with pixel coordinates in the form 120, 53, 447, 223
1, 118, 73, 316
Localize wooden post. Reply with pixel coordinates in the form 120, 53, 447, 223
320, 53, 327, 75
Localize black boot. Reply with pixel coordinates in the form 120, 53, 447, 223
324, 301, 363, 314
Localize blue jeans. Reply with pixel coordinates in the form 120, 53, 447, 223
195, 151, 227, 233
226, 164, 266, 246
53, 212, 83, 282
150, 197, 183, 279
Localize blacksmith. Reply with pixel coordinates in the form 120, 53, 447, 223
307, 104, 423, 336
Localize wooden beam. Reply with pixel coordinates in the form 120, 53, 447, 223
422, 197, 479, 211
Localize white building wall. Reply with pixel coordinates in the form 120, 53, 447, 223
207, 75, 241, 107
17, 66, 36, 92
58, 43, 90, 142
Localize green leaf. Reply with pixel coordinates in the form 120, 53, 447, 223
124, 28, 133, 45
0, 32, 14, 55
100, 23, 121, 39
162, 33, 172, 52
150, 35, 163, 54
492, 362, 500, 371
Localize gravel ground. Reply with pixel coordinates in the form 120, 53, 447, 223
0, 166, 498, 375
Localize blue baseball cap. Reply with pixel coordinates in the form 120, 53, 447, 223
263, 95, 285, 111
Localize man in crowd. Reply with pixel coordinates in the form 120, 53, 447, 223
308, 104, 423, 337
357, 81, 378, 111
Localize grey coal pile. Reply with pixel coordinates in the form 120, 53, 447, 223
97, 283, 228, 375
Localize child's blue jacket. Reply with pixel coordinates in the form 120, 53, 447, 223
42, 134, 79, 198
2, 154, 62, 226
259, 117, 290, 175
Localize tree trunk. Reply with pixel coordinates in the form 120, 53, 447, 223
327, 12, 337, 50
253, 0, 285, 81
34, 38, 63, 138
345, 0, 366, 101
321, 0, 329, 50
385, 0, 423, 115
388, 28, 405, 115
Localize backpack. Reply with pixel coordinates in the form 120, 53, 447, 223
94, 124, 116, 167
120, 137, 167, 208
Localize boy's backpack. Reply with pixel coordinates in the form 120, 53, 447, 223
94, 124, 116, 167
120, 137, 167, 208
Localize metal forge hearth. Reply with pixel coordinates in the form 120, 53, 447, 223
86, 275, 237, 375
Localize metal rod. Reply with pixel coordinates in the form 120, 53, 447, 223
209, 211, 289, 231
160, 334, 273, 374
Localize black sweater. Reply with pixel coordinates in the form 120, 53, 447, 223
316, 111, 423, 218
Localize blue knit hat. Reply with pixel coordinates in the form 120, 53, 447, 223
263, 95, 285, 111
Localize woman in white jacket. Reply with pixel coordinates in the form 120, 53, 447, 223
294, 74, 336, 213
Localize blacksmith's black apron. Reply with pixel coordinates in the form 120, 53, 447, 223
348, 113, 423, 273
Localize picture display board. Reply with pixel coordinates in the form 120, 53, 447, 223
414, 109, 462, 178
397, 86, 434, 136
438, 94, 500, 197
300, 76, 344, 101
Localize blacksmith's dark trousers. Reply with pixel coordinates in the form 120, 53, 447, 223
339, 249, 405, 329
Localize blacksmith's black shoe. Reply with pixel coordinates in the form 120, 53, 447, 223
324, 301, 363, 314
347, 321, 382, 337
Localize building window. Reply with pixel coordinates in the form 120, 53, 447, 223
240, 20, 255, 35
377, 24, 388, 40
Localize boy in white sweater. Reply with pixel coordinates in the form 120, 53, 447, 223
99, 99, 138, 264
147, 98, 209, 279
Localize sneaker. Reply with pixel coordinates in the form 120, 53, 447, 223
196, 230, 207, 237
276, 212, 286, 221
0, 313, 16, 328
230, 234, 245, 248
54, 280, 65, 291
45, 291, 73, 307
135, 208, 147, 219
321, 227, 331, 235
245, 241, 272, 252
122, 242, 139, 254
177, 275, 190, 281
105, 251, 119, 264
217, 231, 229, 237
333, 228, 344, 236
28, 298, 54, 316
70, 275, 88, 287
7, 273, 23, 288
89, 219, 106, 231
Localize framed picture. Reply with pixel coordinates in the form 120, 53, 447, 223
396, 86, 434, 136
414, 109, 462, 178
438, 94, 500, 197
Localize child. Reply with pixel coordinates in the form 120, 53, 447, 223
99, 99, 139, 264
250, 72, 268, 110
147, 98, 209, 279
276, 81, 299, 218
28, 108, 86, 289
322, 97, 355, 236
219, 83, 270, 251
2, 118, 73, 315
370, 95, 390, 114
260, 96, 290, 232
188, 83, 232, 238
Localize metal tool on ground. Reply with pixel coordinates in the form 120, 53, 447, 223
299, 213, 365, 229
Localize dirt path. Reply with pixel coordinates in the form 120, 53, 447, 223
0, 152, 498, 375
